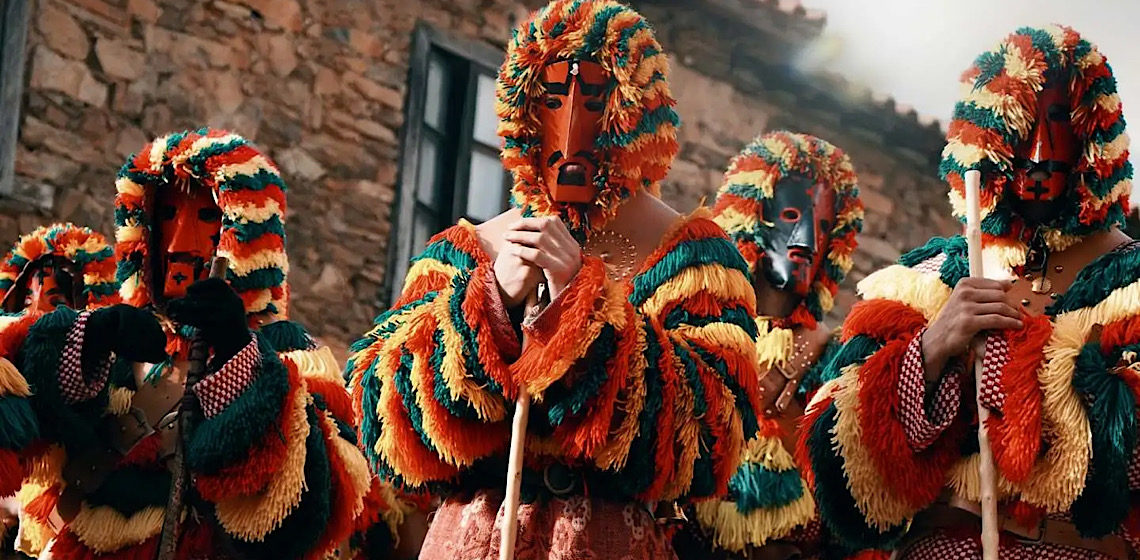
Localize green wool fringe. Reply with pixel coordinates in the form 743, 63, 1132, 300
260, 320, 315, 353
1051, 241, 1140, 314
729, 460, 804, 513
1070, 341, 1136, 537
187, 333, 288, 474
83, 466, 171, 516
232, 404, 331, 559
0, 396, 39, 450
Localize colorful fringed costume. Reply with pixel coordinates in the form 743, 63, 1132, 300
347, 1, 762, 558
12, 129, 399, 560
670, 132, 864, 560
799, 26, 1140, 559
0, 224, 120, 556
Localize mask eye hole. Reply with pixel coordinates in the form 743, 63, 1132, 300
780, 208, 801, 223
160, 205, 176, 221
1047, 103, 1070, 121
1029, 169, 1052, 181
584, 99, 604, 112
544, 97, 563, 109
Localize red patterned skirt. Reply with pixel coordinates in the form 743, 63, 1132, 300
418, 489, 677, 560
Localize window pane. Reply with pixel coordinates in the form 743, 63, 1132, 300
466, 150, 506, 222
471, 73, 499, 147
413, 209, 435, 251
416, 136, 439, 206
424, 54, 450, 130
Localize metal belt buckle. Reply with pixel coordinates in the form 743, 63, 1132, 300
1011, 516, 1046, 545
542, 463, 575, 496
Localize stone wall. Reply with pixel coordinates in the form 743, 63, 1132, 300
5, 0, 955, 359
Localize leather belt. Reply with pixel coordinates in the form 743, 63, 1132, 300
904, 496, 1131, 559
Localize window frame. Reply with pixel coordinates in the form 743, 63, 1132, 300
384, 22, 509, 307
0, 0, 31, 196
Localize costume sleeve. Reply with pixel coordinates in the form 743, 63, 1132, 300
0, 313, 39, 496
1069, 314, 1140, 540
795, 260, 967, 551
512, 216, 761, 502
346, 224, 518, 489
185, 322, 372, 559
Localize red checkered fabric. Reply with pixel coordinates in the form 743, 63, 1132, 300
901, 531, 1115, 559
976, 334, 1010, 412
193, 337, 262, 419
913, 254, 947, 274
899, 331, 962, 452
58, 310, 113, 404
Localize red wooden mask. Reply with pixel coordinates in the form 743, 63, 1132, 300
1012, 79, 1079, 204
539, 59, 609, 203
156, 185, 222, 299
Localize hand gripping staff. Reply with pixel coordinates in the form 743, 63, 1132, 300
156, 256, 230, 560
964, 169, 999, 560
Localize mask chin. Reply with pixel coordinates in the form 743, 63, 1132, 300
762, 253, 812, 298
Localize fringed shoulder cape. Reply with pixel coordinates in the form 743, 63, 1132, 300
346, 208, 763, 504
16, 309, 394, 559
689, 317, 841, 553
798, 235, 1140, 551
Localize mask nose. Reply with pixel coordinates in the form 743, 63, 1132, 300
166, 207, 208, 255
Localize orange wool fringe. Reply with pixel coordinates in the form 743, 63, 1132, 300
985, 314, 1050, 483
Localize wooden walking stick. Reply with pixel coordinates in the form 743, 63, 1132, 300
964, 170, 999, 560
499, 284, 544, 560
157, 256, 230, 560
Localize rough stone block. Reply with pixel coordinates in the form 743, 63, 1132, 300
95, 38, 146, 81
38, 4, 90, 60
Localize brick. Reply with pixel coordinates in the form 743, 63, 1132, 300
313, 65, 338, 97
349, 29, 383, 57
38, 5, 90, 60
68, 0, 130, 30
14, 146, 81, 183
114, 126, 149, 158
212, 71, 244, 114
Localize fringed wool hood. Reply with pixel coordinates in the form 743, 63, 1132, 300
939, 25, 1131, 262
0, 223, 120, 310
114, 128, 289, 321
497, 0, 680, 239
712, 131, 863, 328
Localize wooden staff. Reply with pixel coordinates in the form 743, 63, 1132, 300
157, 256, 230, 560
964, 170, 999, 560
499, 285, 543, 560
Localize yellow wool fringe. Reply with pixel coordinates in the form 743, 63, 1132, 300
831, 365, 914, 529
69, 505, 165, 553
857, 265, 951, 321
15, 481, 56, 556
641, 263, 756, 318
106, 387, 133, 416
326, 414, 370, 518
947, 453, 1017, 502
594, 321, 648, 471
694, 488, 816, 552
431, 293, 509, 420
0, 356, 29, 397
287, 346, 342, 384
662, 346, 700, 501
213, 387, 310, 540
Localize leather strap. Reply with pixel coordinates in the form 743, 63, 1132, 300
60, 362, 185, 509
904, 498, 1131, 558
758, 327, 829, 417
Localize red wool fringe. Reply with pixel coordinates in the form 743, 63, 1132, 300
985, 314, 1050, 483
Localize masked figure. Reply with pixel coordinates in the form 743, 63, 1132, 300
668, 132, 865, 560
0, 224, 120, 555
800, 26, 1140, 559
10, 129, 402, 560
346, 1, 762, 558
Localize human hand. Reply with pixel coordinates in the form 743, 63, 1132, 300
86, 304, 168, 364
501, 216, 582, 300
166, 278, 251, 364
921, 277, 1022, 381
